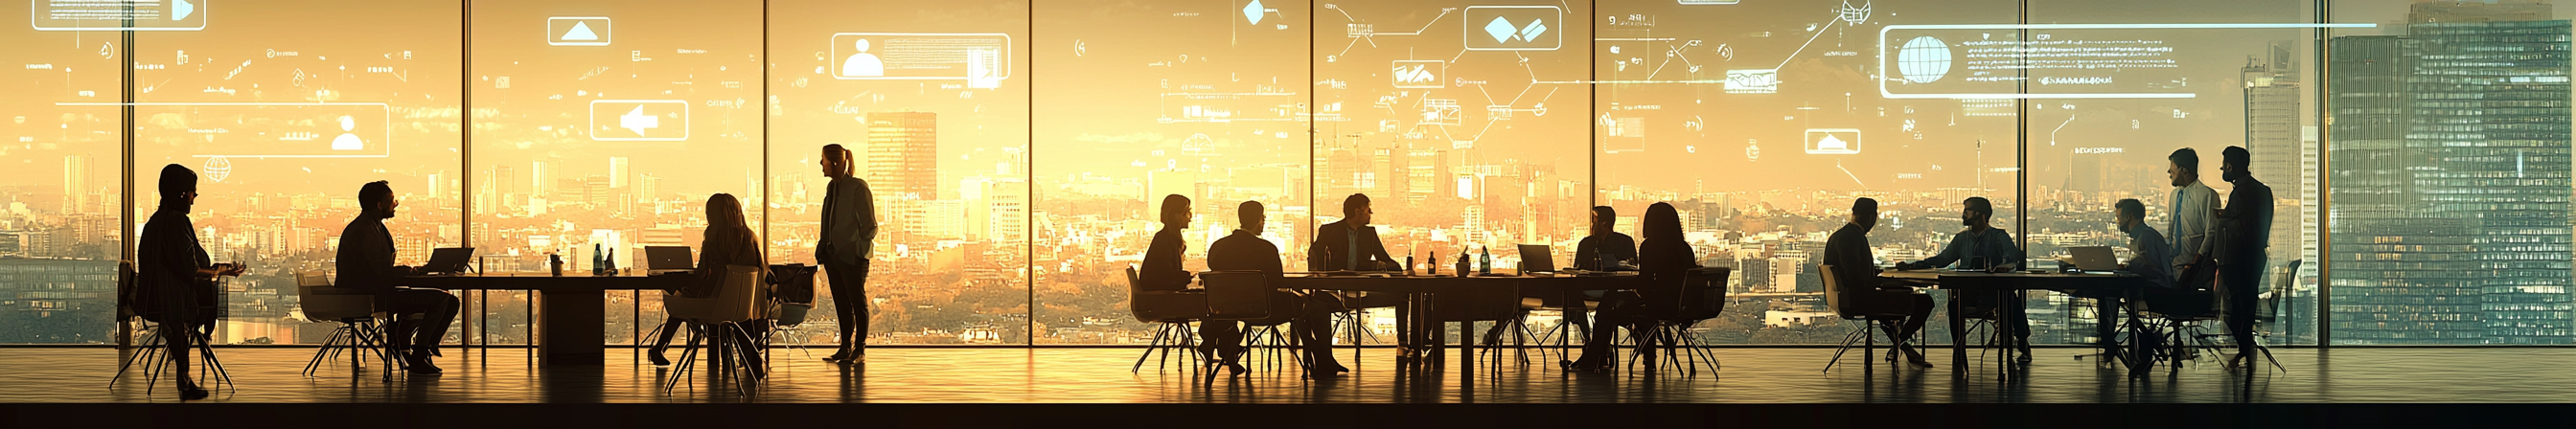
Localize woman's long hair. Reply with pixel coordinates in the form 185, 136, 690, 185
704, 193, 760, 260
1642, 202, 1684, 243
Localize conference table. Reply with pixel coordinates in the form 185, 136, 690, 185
1880, 269, 2153, 377
1272, 270, 1669, 384
404, 273, 687, 367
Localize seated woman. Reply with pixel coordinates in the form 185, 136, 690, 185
1571, 202, 1694, 372
648, 193, 764, 366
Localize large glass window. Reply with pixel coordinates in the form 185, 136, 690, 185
0, 0, 126, 344
470, 0, 764, 345
1592, 0, 2022, 344
2329, 0, 2574, 345
771, 0, 1031, 345
129, 0, 465, 346
1033, 0, 1313, 344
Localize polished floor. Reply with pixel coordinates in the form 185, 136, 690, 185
8, 345, 2573, 404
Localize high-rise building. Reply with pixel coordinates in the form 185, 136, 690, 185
2329, 11, 2573, 344
867, 112, 936, 243
61, 155, 89, 214
2243, 58, 2303, 275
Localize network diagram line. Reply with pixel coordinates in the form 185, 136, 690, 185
1776, 17, 1838, 71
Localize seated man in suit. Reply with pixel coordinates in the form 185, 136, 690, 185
1894, 196, 2032, 362
1208, 200, 1350, 376
336, 180, 461, 375
1823, 197, 1934, 368
1309, 193, 1398, 272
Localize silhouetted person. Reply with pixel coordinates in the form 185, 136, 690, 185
1573, 206, 1636, 271
2167, 147, 2220, 289
1207, 200, 1350, 375
1824, 197, 1933, 368
138, 164, 240, 400
1309, 193, 1398, 272
819, 144, 878, 363
1139, 194, 1197, 295
1896, 196, 2031, 362
2216, 147, 2273, 369
2078, 199, 2172, 348
336, 180, 461, 375
648, 193, 765, 366
1574, 202, 1692, 372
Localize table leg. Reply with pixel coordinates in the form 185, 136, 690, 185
1459, 317, 1474, 386
539, 286, 608, 366
1948, 289, 1966, 372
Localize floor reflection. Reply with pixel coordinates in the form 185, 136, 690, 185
8, 347, 2571, 403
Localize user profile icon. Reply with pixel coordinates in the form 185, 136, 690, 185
331, 115, 364, 150
840, 38, 885, 78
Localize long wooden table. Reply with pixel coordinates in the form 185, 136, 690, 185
404, 273, 687, 366
1880, 269, 2152, 376
1273, 272, 1650, 383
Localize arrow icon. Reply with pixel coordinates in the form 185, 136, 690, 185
619, 105, 657, 136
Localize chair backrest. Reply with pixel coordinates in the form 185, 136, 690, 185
294, 270, 374, 321
1819, 263, 1863, 320
1673, 267, 1731, 320
709, 264, 767, 323
115, 260, 138, 320
1123, 265, 1151, 322
1202, 270, 1273, 321
2258, 259, 2302, 324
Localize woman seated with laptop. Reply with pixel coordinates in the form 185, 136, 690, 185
647, 193, 764, 366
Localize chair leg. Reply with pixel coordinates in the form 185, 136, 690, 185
1822, 321, 1874, 373
1131, 323, 1167, 373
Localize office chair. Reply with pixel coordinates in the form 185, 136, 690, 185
1202, 270, 1304, 382
1126, 265, 1209, 373
295, 271, 404, 381
661, 265, 769, 395
1821, 264, 1920, 373
1625, 267, 1730, 375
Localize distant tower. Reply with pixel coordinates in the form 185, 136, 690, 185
867, 112, 937, 244
61, 155, 89, 214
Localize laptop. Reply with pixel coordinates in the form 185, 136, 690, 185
1516, 244, 1555, 274
2066, 246, 2121, 272
419, 247, 474, 275
644, 246, 695, 274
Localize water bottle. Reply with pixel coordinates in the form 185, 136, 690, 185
1478, 246, 1491, 276
1428, 251, 1438, 276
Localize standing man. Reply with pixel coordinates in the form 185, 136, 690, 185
819, 144, 879, 363
336, 180, 461, 375
2216, 147, 2274, 370
2167, 147, 2221, 289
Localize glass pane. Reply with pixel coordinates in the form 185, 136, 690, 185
2022, 0, 2320, 346
0, 2, 126, 344
1593, 0, 2020, 344
130, 0, 465, 346
469, 0, 765, 344
2330, 0, 2574, 345
1033, 0, 1313, 344
771, 0, 1032, 345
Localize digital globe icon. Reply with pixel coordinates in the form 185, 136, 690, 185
1898, 36, 1951, 84
202, 156, 232, 183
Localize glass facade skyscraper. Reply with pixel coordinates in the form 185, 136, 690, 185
2330, 13, 2574, 344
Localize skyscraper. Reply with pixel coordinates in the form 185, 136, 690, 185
2329, 9, 2573, 344
2243, 57, 2302, 274
61, 155, 88, 214
867, 111, 937, 244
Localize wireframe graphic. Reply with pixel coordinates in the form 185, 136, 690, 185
1420, 98, 1462, 126
1896, 36, 1948, 83
1726, 68, 1778, 94
60, 102, 392, 158
201, 156, 230, 183
32, 0, 208, 31
588, 100, 689, 142
1804, 128, 1862, 155
547, 17, 611, 46
1392, 59, 1443, 88
831, 33, 1014, 89
1462, 6, 1560, 51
